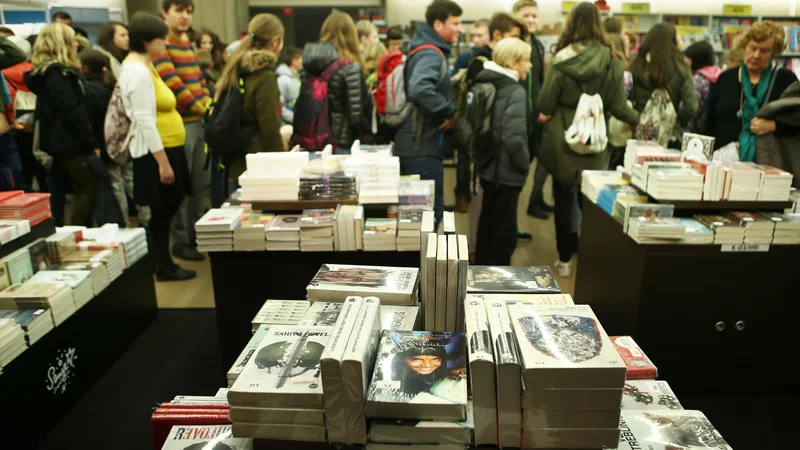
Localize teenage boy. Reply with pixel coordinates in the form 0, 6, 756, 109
513, 0, 554, 220
386, 26, 405, 52
453, 18, 489, 73
155, 0, 211, 262
357, 20, 379, 51
52, 11, 73, 26
395, 0, 463, 228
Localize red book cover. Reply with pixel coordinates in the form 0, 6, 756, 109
151, 413, 230, 450
157, 402, 230, 410
0, 190, 23, 203
154, 408, 230, 416
0, 193, 50, 209
610, 336, 658, 379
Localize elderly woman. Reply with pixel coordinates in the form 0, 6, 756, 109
705, 22, 798, 161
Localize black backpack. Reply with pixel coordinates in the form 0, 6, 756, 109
458, 81, 497, 166
205, 78, 248, 169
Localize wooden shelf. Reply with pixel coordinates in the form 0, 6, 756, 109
653, 199, 793, 211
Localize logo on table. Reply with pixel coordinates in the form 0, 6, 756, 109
45, 347, 78, 394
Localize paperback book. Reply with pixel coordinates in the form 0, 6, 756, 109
381, 305, 419, 331
160, 425, 252, 450
435, 235, 447, 331
484, 298, 521, 448
230, 423, 327, 442
622, 379, 682, 411
228, 324, 271, 387
619, 410, 731, 450
423, 234, 437, 331
610, 335, 658, 379
251, 300, 310, 332
445, 235, 458, 332
368, 402, 473, 445
307, 264, 418, 305
467, 266, 560, 294
473, 293, 575, 306
464, 297, 497, 446
299, 302, 343, 327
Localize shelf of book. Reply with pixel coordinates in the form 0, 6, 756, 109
574, 198, 799, 396
0, 218, 56, 260
0, 256, 158, 449
209, 249, 420, 369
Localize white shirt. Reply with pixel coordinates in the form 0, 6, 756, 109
118, 59, 163, 159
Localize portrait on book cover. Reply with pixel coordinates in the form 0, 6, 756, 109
310, 265, 392, 288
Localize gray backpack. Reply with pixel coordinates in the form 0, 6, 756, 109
383, 44, 446, 127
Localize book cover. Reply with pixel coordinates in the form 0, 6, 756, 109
251, 300, 309, 329
483, 298, 521, 448
619, 410, 731, 450
239, 212, 275, 228
467, 266, 560, 294
610, 335, 658, 379
507, 304, 626, 389
473, 293, 574, 306
4, 249, 33, 284
0, 261, 9, 291
301, 209, 337, 227
194, 208, 245, 232
464, 297, 497, 446
307, 264, 418, 305
228, 326, 332, 408
445, 235, 458, 332
160, 425, 252, 450
228, 324, 271, 381
398, 210, 423, 228
456, 235, 468, 333
622, 380, 682, 411
365, 331, 467, 421
694, 215, 739, 231
381, 305, 419, 331
299, 302, 343, 327
27, 239, 51, 273
364, 218, 398, 236
266, 215, 302, 235
623, 204, 676, 233
423, 233, 437, 331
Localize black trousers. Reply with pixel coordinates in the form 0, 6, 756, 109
148, 205, 178, 274
553, 179, 580, 263
15, 131, 47, 191
475, 178, 521, 266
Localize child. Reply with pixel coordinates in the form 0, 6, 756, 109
276, 46, 302, 125
474, 38, 532, 266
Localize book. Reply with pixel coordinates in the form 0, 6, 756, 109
423, 233, 437, 331
342, 297, 383, 444
474, 293, 575, 306
522, 408, 621, 429
27, 238, 52, 273
464, 297, 498, 446
160, 425, 252, 450
467, 266, 560, 294
520, 428, 620, 449
368, 403, 473, 445
227, 326, 332, 408
724, 211, 777, 232
507, 304, 626, 389
0, 261, 10, 291
381, 305, 419, 331
435, 235, 447, 331
445, 235, 458, 332
306, 264, 418, 305
619, 410, 730, 449
443, 211, 456, 234
299, 302, 343, 327
301, 209, 336, 230
228, 325, 271, 386
266, 215, 302, 241
27, 269, 94, 310
610, 335, 658, 379
456, 235, 468, 333
151, 416, 233, 450
251, 300, 309, 332
3, 248, 33, 284
484, 298, 521, 448
195, 208, 245, 232
621, 203, 675, 234
320, 296, 364, 443
622, 379, 682, 411
228, 407, 325, 425
230, 423, 327, 442
365, 331, 468, 421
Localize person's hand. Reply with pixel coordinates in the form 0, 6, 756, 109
93, 149, 101, 157
538, 113, 552, 124
750, 118, 776, 136
439, 116, 456, 131
159, 160, 175, 185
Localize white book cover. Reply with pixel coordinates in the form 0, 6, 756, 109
443, 211, 456, 234
445, 235, 458, 332
420, 211, 435, 273
299, 302, 343, 327
321, 296, 364, 443
423, 233, 437, 332
160, 425, 252, 450
355, 206, 365, 250
483, 298, 521, 448
342, 297, 383, 444
194, 208, 245, 232
619, 410, 731, 450
228, 324, 271, 381
622, 379, 683, 410
251, 300, 309, 328
435, 235, 447, 332
228, 325, 331, 408
381, 305, 419, 331
507, 304, 626, 389
464, 297, 497, 446
307, 264, 418, 305
475, 293, 575, 306
456, 235, 468, 333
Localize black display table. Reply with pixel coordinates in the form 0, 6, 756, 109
0, 251, 158, 449
574, 197, 799, 395
210, 250, 420, 370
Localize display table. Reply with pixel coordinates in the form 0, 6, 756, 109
574, 197, 799, 395
0, 221, 158, 449
210, 250, 420, 369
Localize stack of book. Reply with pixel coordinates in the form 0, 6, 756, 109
159, 425, 252, 450
233, 212, 274, 251
619, 410, 730, 449
239, 152, 309, 201
151, 402, 233, 450
0, 283, 75, 326
597, 185, 647, 215
227, 324, 271, 387
628, 217, 686, 243
195, 208, 244, 252
722, 163, 762, 201
343, 157, 401, 204
614, 202, 674, 233
623, 140, 667, 171
581, 171, 629, 203
749, 163, 794, 200
509, 304, 626, 449
1, 248, 34, 285
0, 219, 30, 245
646, 166, 704, 200
227, 325, 332, 442
762, 212, 800, 245
299, 172, 357, 201
265, 215, 301, 251
27, 269, 94, 310
695, 215, 745, 244
363, 218, 397, 251
0, 318, 26, 368
398, 179, 435, 210
306, 264, 419, 305
633, 162, 689, 192
359, 182, 400, 204
334, 205, 364, 251
396, 210, 422, 251
107, 228, 148, 266
467, 266, 560, 295
46, 231, 81, 263
0, 192, 51, 226
63, 247, 125, 281
45, 262, 110, 296
676, 218, 715, 244
724, 211, 776, 245
300, 209, 336, 252
0, 308, 54, 346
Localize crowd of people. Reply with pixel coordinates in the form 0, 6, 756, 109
0, 0, 796, 284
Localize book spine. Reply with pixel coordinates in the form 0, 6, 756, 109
435, 235, 448, 332
465, 296, 498, 446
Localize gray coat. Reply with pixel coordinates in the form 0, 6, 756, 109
756, 81, 800, 188
394, 23, 456, 159
476, 63, 530, 187
276, 63, 300, 124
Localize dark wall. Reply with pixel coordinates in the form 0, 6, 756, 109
248, 7, 361, 51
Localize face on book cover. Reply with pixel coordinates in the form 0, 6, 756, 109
405, 354, 442, 375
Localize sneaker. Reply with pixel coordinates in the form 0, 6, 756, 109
517, 231, 533, 241
527, 203, 550, 220
156, 265, 197, 282
554, 259, 573, 278
174, 247, 206, 261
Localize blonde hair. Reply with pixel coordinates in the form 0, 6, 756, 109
216, 13, 284, 100
737, 21, 786, 56
321, 10, 364, 68
493, 37, 532, 69
31, 23, 79, 71
363, 41, 387, 76
512, 0, 538, 13
356, 19, 377, 40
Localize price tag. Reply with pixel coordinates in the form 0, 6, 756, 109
723, 4, 752, 15
721, 244, 769, 253
562, 1, 579, 12
622, 2, 651, 14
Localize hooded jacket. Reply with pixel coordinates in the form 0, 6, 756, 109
303, 41, 370, 149
24, 62, 98, 157
756, 81, 800, 188
537, 42, 639, 187
228, 49, 284, 179
688, 65, 722, 133
394, 22, 456, 159
276, 63, 300, 124
631, 61, 698, 133
476, 61, 530, 187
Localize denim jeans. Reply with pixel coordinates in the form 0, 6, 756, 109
399, 155, 444, 226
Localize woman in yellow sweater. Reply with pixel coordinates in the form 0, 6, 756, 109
120, 12, 194, 282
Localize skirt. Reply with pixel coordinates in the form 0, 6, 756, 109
132, 146, 191, 211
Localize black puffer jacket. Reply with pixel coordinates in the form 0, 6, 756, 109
303, 41, 370, 149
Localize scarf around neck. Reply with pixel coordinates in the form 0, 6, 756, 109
739, 62, 774, 162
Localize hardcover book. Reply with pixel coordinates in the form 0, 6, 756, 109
619, 410, 731, 450
507, 304, 626, 389
468, 266, 560, 294
160, 425, 252, 450
307, 264, 418, 305
484, 297, 521, 448
365, 331, 468, 421
227, 326, 332, 408
622, 379, 682, 411
464, 297, 497, 446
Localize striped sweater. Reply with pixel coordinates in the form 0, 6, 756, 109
153, 33, 210, 122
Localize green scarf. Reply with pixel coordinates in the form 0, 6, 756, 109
739, 63, 774, 162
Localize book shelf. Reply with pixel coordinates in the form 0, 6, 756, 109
574, 198, 799, 395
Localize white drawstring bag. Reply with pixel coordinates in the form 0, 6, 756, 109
565, 93, 607, 155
